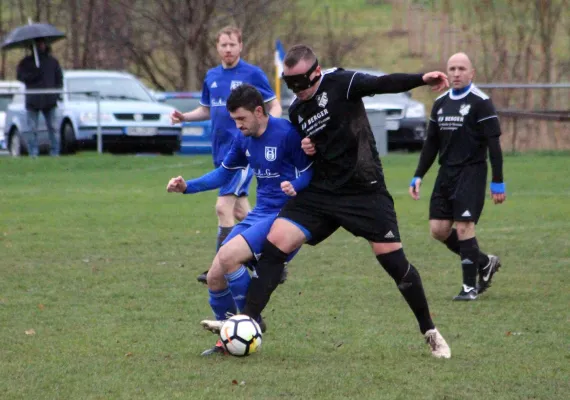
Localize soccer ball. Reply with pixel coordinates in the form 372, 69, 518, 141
219, 315, 262, 357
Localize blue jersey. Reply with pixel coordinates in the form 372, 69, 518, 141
222, 116, 312, 213
200, 59, 276, 167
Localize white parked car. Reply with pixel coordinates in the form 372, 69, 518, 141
0, 80, 22, 151
3, 70, 182, 155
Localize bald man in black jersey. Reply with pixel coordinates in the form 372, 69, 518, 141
409, 52, 506, 301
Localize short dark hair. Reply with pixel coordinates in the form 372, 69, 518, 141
226, 84, 267, 115
284, 44, 317, 68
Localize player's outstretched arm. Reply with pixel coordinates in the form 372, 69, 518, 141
347, 71, 448, 99
167, 167, 237, 195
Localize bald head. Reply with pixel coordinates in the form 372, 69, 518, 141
447, 52, 474, 89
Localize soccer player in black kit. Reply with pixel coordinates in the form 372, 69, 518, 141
409, 52, 506, 301
202, 44, 452, 358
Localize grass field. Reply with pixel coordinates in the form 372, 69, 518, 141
1, 153, 569, 399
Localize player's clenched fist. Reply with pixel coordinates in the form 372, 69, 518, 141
167, 176, 187, 193
301, 137, 316, 156
281, 181, 297, 196
170, 110, 186, 125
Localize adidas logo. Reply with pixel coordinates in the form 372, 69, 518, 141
461, 258, 474, 264
461, 210, 472, 217
211, 81, 218, 88
437, 108, 443, 115
298, 115, 303, 123
384, 231, 395, 239
245, 149, 251, 157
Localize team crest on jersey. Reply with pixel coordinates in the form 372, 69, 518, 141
230, 80, 243, 90
265, 146, 277, 161
316, 92, 328, 108
459, 104, 471, 116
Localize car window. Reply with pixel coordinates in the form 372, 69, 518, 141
162, 97, 201, 111
66, 77, 153, 102
0, 94, 13, 111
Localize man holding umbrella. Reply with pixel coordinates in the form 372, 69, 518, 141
3, 22, 65, 157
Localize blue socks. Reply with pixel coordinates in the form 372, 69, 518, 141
208, 288, 236, 321
225, 266, 252, 312
208, 266, 252, 320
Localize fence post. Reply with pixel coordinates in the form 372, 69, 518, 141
96, 92, 102, 154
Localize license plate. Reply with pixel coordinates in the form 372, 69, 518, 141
126, 127, 157, 136
182, 126, 204, 136
386, 120, 400, 131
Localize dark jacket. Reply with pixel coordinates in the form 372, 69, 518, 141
17, 49, 63, 111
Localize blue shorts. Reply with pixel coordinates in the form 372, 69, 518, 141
223, 209, 300, 263
219, 166, 253, 197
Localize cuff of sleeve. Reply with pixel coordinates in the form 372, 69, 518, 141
410, 177, 421, 187
490, 182, 505, 194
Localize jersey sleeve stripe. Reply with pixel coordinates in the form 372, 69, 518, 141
263, 95, 277, 103
221, 162, 246, 170
297, 161, 313, 174
429, 117, 436, 122
199, 102, 210, 107
346, 72, 358, 100
477, 115, 498, 123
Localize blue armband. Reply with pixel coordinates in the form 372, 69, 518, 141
490, 182, 505, 194
410, 177, 421, 187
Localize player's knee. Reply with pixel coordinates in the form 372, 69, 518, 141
455, 222, 475, 239
215, 202, 231, 218
206, 265, 226, 290
430, 226, 449, 242
216, 248, 239, 271
267, 221, 305, 254
233, 207, 248, 222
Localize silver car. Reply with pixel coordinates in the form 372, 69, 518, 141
281, 68, 427, 151
4, 70, 182, 156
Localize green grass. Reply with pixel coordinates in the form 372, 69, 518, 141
1, 153, 569, 399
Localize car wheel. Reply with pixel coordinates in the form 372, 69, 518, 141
61, 122, 77, 154
9, 128, 24, 157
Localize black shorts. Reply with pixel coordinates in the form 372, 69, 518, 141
278, 186, 401, 246
429, 164, 487, 224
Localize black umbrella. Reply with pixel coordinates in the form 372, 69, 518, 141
1, 21, 65, 67
1, 22, 65, 50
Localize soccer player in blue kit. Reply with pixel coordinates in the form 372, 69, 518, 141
170, 26, 283, 284
167, 84, 312, 355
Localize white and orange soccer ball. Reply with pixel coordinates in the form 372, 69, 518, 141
219, 315, 263, 357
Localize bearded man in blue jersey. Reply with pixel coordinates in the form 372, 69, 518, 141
167, 84, 312, 355
170, 26, 283, 285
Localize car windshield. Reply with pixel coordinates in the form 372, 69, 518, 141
66, 77, 153, 102
161, 97, 201, 111
362, 93, 408, 104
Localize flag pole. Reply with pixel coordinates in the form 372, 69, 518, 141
275, 61, 281, 103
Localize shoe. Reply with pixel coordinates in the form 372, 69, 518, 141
453, 284, 478, 301
424, 328, 451, 359
200, 339, 227, 356
200, 319, 224, 334
279, 265, 289, 284
200, 316, 267, 334
477, 255, 501, 294
197, 270, 209, 284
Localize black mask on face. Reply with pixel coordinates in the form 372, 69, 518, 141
282, 59, 321, 93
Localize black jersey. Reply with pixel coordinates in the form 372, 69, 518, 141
288, 68, 425, 193
428, 85, 500, 167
